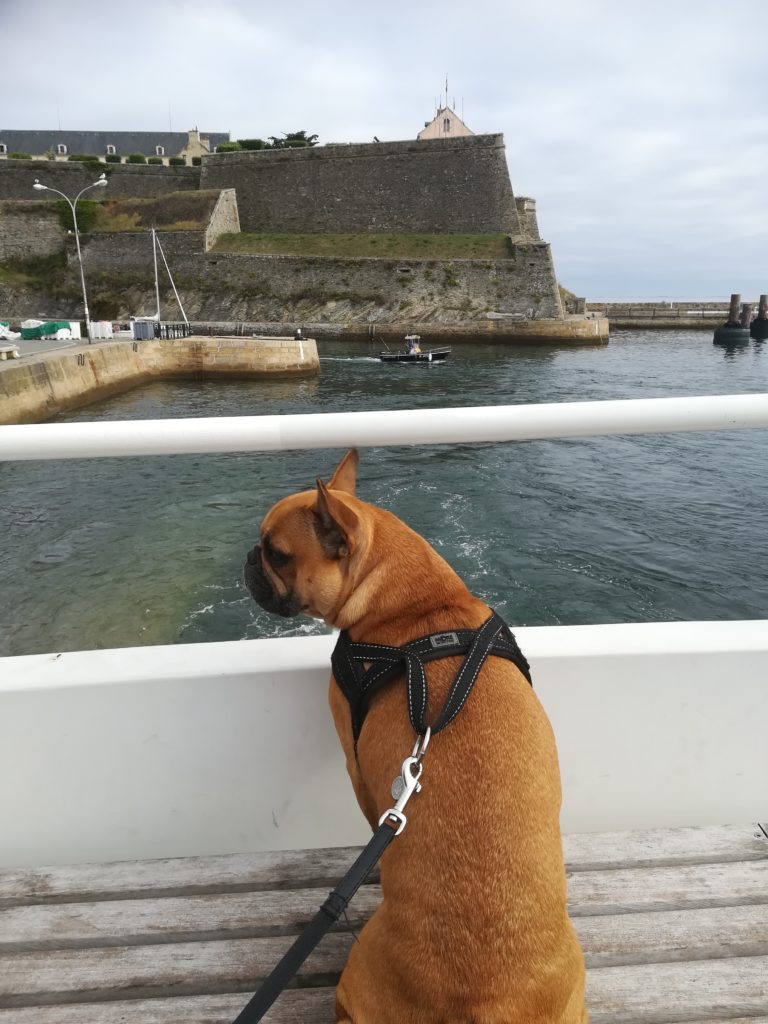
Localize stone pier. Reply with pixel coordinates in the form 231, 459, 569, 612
0, 336, 318, 424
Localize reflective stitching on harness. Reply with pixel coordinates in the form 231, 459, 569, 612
331, 611, 532, 749
438, 619, 504, 730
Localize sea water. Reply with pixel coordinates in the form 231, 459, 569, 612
1, 330, 766, 656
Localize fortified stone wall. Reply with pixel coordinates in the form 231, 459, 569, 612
515, 197, 541, 241
36, 240, 562, 323
75, 230, 207, 269
167, 247, 562, 322
0, 160, 200, 201
200, 135, 521, 235
205, 189, 240, 249
0, 201, 65, 259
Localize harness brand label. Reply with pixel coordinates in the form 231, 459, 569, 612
430, 632, 459, 649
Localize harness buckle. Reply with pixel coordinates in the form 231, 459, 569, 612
411, 726, 431, 764
378, 754, 424, 835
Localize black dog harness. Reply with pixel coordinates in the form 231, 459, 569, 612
331, 609, 532, 750
231, 610, 531, 1024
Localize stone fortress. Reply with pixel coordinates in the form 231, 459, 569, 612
0, 111, 605, 343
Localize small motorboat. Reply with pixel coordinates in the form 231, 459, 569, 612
379, 334, 451, 363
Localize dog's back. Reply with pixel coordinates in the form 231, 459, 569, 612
328, 505, 587, 1023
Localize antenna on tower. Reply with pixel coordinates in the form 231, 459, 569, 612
445, 74, 448, 110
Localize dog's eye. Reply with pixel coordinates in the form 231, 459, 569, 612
264, 539, 292, 569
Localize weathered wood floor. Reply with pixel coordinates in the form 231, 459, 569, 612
1, 824, 766, 1023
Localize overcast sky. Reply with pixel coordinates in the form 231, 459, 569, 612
3, 0, 767, 299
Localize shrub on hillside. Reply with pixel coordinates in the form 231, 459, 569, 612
191, 156, 202, 166
57, 198, 100, 234
68, 154, 101, 163
237, 138, 265, 150
8, 152, 31, 159
147, 156, 163, 165
168, 156, 185, 166
105, 153, 122, 163
127, 153, 146, 164
216, 142, 242, 153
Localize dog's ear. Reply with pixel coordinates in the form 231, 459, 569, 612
314, 478, 359, 559
326, 448, 358, 496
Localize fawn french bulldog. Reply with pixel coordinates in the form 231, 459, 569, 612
244, 449, 587, 1023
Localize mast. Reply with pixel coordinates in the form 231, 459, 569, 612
152, 227, 161, 320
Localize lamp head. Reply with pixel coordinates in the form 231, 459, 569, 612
32, 180, 47, 191
95, 173, 108, 187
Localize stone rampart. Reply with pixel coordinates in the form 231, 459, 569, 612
205, 189, 239, 249
5, 241, 563, 324
74, 230, 207, 270
0, 336, 319, 424
200, 135, 520, 235
169, 246, 562, 322
0, 160, 200, 201
0, 201, 65, 259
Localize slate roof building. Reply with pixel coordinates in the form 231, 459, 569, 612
0, 128, 230, 165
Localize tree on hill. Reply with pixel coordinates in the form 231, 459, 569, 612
266, 131, 319, 149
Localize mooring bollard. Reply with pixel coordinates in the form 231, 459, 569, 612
713, 292, 751, 344
750, 294, 768, 339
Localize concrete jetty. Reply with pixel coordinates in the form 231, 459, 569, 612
0, 335, 318, 425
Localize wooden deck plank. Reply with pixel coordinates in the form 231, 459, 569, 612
0, 934, 350, 1006
0, 888, 382, 951
0, 989, 336, 1024
0, 961, 766, 1024
3, 906, 768, 1005
567, 859, 768, 916
1, 824, 764, 909
0, 826, 765, 1021
575, 905, 768, 967
2, 883, 766, 958
586, 957, 768, 1023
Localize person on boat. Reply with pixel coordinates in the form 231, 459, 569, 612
405, 336, 421, 354
294, 328, 304, 340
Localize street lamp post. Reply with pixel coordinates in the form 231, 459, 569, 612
33, 172, 108, 343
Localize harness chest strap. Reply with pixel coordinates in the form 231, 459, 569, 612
331, 609, 532, 747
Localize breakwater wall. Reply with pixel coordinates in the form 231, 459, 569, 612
586, 301, 741, 329
0, 336, 318, 424
192, 317, 609, 346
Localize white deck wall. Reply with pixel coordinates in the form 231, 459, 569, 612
1, 621, 766, 868
2, 395, 767, 867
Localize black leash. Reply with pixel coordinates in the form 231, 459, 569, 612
232, 820, 400, 1024
230, 611, 530, 1023
232, 742, 427, 1024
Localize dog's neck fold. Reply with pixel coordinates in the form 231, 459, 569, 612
328, 506, 483, 641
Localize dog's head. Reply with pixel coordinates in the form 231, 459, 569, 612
244, 449, 364, 624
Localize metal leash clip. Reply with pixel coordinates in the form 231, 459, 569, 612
378, 728, 430, 836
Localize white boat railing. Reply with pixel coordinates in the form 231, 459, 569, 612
1, 392, 768, 460
1, 395, 766, 867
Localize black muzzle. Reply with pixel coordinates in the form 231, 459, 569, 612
244, 545, 301, 618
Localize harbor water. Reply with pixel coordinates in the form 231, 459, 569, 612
1, 329, 767, 657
